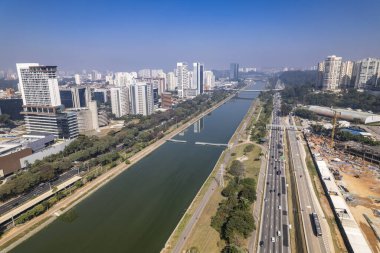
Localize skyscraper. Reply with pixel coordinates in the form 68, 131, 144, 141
193, 62, 204, 95
16, 63, 78, 139
230, 63, 239, 81
130, 82, 154, 116
176, 62, 189, 98
322, 55, 342, 91
110, 87, 130, 118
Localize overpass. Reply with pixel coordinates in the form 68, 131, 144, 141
229, 88, 283, 92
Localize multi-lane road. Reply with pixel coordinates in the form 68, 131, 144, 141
258, 93, 289, 253
0, 169, 79, 217
287, 116, 330, 253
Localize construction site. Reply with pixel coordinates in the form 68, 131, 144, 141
298, 107, 380, 252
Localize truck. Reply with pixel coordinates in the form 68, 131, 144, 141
311, 212, 322, 236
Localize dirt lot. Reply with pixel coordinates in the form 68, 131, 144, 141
307, 134, 380, 252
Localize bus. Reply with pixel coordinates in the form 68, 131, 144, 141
311, 212, 322, 236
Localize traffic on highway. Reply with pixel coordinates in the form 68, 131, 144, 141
0, 168, 79, 218
258, 93, 289, 253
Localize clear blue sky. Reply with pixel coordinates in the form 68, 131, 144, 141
0, 0, 379, 72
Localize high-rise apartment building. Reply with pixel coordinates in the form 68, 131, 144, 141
230, 63, 239, 81
176, 62, 189, 98
317, 61, 325, 88
322, 55, 342, 91
138, 69, 151, 78
193, 62, 204, 95
114, 72, 134, 86
204, 71, 215, 91
354, 58, 380, 89
130, 82, 154, 116
110, 87, 130, 118
151, 69, 164, 78
74, 74, 81, 85
339, 61, 354, 88
166, 72, 177, 91
16, 63, 78, 139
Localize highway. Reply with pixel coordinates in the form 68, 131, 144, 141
258, 93, 289, 253
286, 116, 329, 253
0, 169, 79, 218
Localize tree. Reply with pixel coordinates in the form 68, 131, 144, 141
224, 210, 255, 240
239, 186, 256, 203
243, 144, 254, 154
221, 244, 243, 253
229, 160, 244, 178
221, 180, 239, 197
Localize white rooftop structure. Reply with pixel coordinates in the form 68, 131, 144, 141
315, 160, 372, 253
308, 105, 380, 124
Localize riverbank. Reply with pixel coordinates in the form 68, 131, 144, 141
163, 94, 261, 252
0, 93, 237, 252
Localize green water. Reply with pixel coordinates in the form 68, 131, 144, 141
12, 82, 264, 253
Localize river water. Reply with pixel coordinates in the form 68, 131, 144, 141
12, 81, 265, 253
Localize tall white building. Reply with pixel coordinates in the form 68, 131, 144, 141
339, 61, 354, 88
166, 72, 177, 91
110, 87, 130, 118
16, 63, 78, 139
204, 71, 215, 91
193, 62, 204, 95
354, 58, 380, 89
74, 74, 81, 85
105, 74, 114, 85
138, 69, 151, 78
176, 62, 189, 98
151, 69, 164, 78
317, 61, 325, 88
91, 70, 102, 81
322, 55, 342, 91
114, 72, 134, 86
130, 82, 154, 116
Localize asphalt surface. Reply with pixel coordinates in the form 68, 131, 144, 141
258, 93, 289, 253
287, 116, 327, 253
0, 169, 79, 217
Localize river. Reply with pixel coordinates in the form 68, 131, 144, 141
12, 81, 265, 253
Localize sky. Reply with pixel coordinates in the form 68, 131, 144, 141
0, 0, 379, 72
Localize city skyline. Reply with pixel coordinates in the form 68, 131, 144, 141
1, 0, 380, 71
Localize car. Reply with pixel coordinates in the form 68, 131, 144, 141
259, 241, 264, 247
271, 237, 275, 243
279, 205, 282, 210
278, 192, 281, 196
277, 231, 281, 237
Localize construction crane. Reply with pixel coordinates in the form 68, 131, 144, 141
330, 109, 341, 148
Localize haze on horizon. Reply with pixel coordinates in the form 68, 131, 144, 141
0, 0, 379, 72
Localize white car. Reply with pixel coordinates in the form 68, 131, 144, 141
278, 231, 281, 237
271, 237, 275, 242
279, 205, 282, 210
